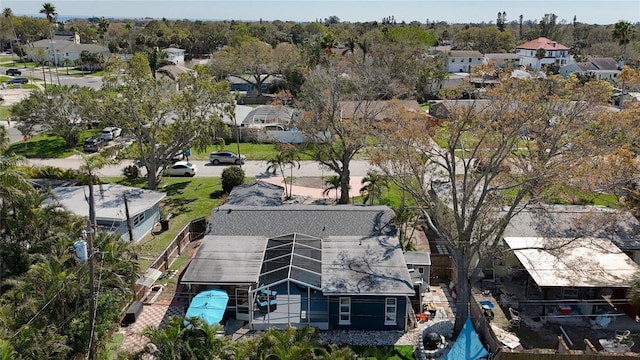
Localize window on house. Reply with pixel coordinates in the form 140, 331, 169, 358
132, 213, 145, 227
451, 59, 455, 62
339, 297, 351, 325
468, 58, 472, 62
385, 298, 397, 325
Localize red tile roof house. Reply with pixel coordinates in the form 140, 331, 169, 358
516, 37, 572, 70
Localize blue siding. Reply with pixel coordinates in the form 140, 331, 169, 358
327, 295, 407, 331
111, 204, 160, 242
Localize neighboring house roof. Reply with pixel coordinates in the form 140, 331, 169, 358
241, 105, 296, 127
183, 205, 414, 296
27, 39, 109, 55
448, 50, 484, 58
404, 251, 431, 266
226, 181, 284, 206
484, 53, 520, 60
45, 184, 166, 221
340, 100, 424, 121
503, 205, 640, 251
157, 64, 192, 80
516, 37, 569, 51
162, 47, 185, 53
569, 58, 620, 72
504, 237, 640, 288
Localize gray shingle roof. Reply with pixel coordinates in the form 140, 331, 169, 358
209, 204, 396, 238
183, 205, 414, 296
225, 181, 284, 206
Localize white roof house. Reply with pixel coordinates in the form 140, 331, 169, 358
45, 184, 166, 242
162, 47, 186, 65
25, 39, 109, 66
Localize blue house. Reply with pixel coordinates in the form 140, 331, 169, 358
46, 184, 166, 242
180, 182, 415, 331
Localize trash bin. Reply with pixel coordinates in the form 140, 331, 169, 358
160, 219, 169, 231
160, 213, 172, 231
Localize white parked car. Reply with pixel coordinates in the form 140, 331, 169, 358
209, 150, 246, 165
100, 127, 122, 141
164, 161, 197, 177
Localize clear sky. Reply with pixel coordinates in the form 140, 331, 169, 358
2, 0, 639, 25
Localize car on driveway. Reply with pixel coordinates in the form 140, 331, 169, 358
209, 150, 246, 165
164, 161, 197, 177
83, 137, 106, 152
100, 127, 122, 141
7, 77, 28, 84
5, 68, 21, 76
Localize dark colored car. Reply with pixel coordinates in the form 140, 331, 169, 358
5, 68, 21, 76
7, 77, 28, 84
83, 137, 106, 152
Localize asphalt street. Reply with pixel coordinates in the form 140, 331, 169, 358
27, 157, 376, 178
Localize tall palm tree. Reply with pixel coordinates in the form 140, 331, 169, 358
359, 170, 388, 205
97, 17, 110, 47
266, 148, 300, 199
40, 2, 60, 85
2, 8, 17, 65
612, 20, 635, 61
357, 38, 370, 62
146, 46, 169, 79
323, 175, 341, 201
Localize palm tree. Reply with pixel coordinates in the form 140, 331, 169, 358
97, 18, 110, 47
40, 2, 60, 85
266, 148, 301, 199
357, 38, 370, 62
359, 170, 388, 205
255, 326, 316, 360
61, 57, 71, 74
323, 175, 341, 201
342, 36, 357, 55
0, 339, 16, 360
612, 21, 635, 61
320, 32, 336, 57
2, 8, 17, 65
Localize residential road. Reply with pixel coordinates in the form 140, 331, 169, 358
27, 157, 377, 178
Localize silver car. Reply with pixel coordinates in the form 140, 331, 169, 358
209, 150, 246, 165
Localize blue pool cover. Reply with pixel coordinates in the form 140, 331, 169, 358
184, 289, 229, 326
445, 317, 489, 360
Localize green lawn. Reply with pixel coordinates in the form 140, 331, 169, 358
113, 176, 231, 269
190, 142, 283, 161
4, 130, 98, 158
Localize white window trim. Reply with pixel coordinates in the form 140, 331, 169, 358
338, 297, 351, 325
132, 212, 145, 227
384, 298, 397, 325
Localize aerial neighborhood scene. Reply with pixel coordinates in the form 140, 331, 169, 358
2, 0, 640, 358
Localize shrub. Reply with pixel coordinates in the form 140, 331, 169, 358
221, 166, 245, 193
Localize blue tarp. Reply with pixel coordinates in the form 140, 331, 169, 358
445, 317, 490, 360
184, 289, 229, 326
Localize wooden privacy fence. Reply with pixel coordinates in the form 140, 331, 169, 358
133, 217, 207, 301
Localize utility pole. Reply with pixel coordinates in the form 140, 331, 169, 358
123, 193, 134, 242
87, 175, 97, 360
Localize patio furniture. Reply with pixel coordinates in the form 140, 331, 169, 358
256, 294, 277, 311
599, 338, 631, 353
259, 284, 277, 297
508, 307, 520, 328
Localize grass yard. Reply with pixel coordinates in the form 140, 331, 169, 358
5, 130, 98, 158
190, 142, 294, 161
114, 176, 231, 269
